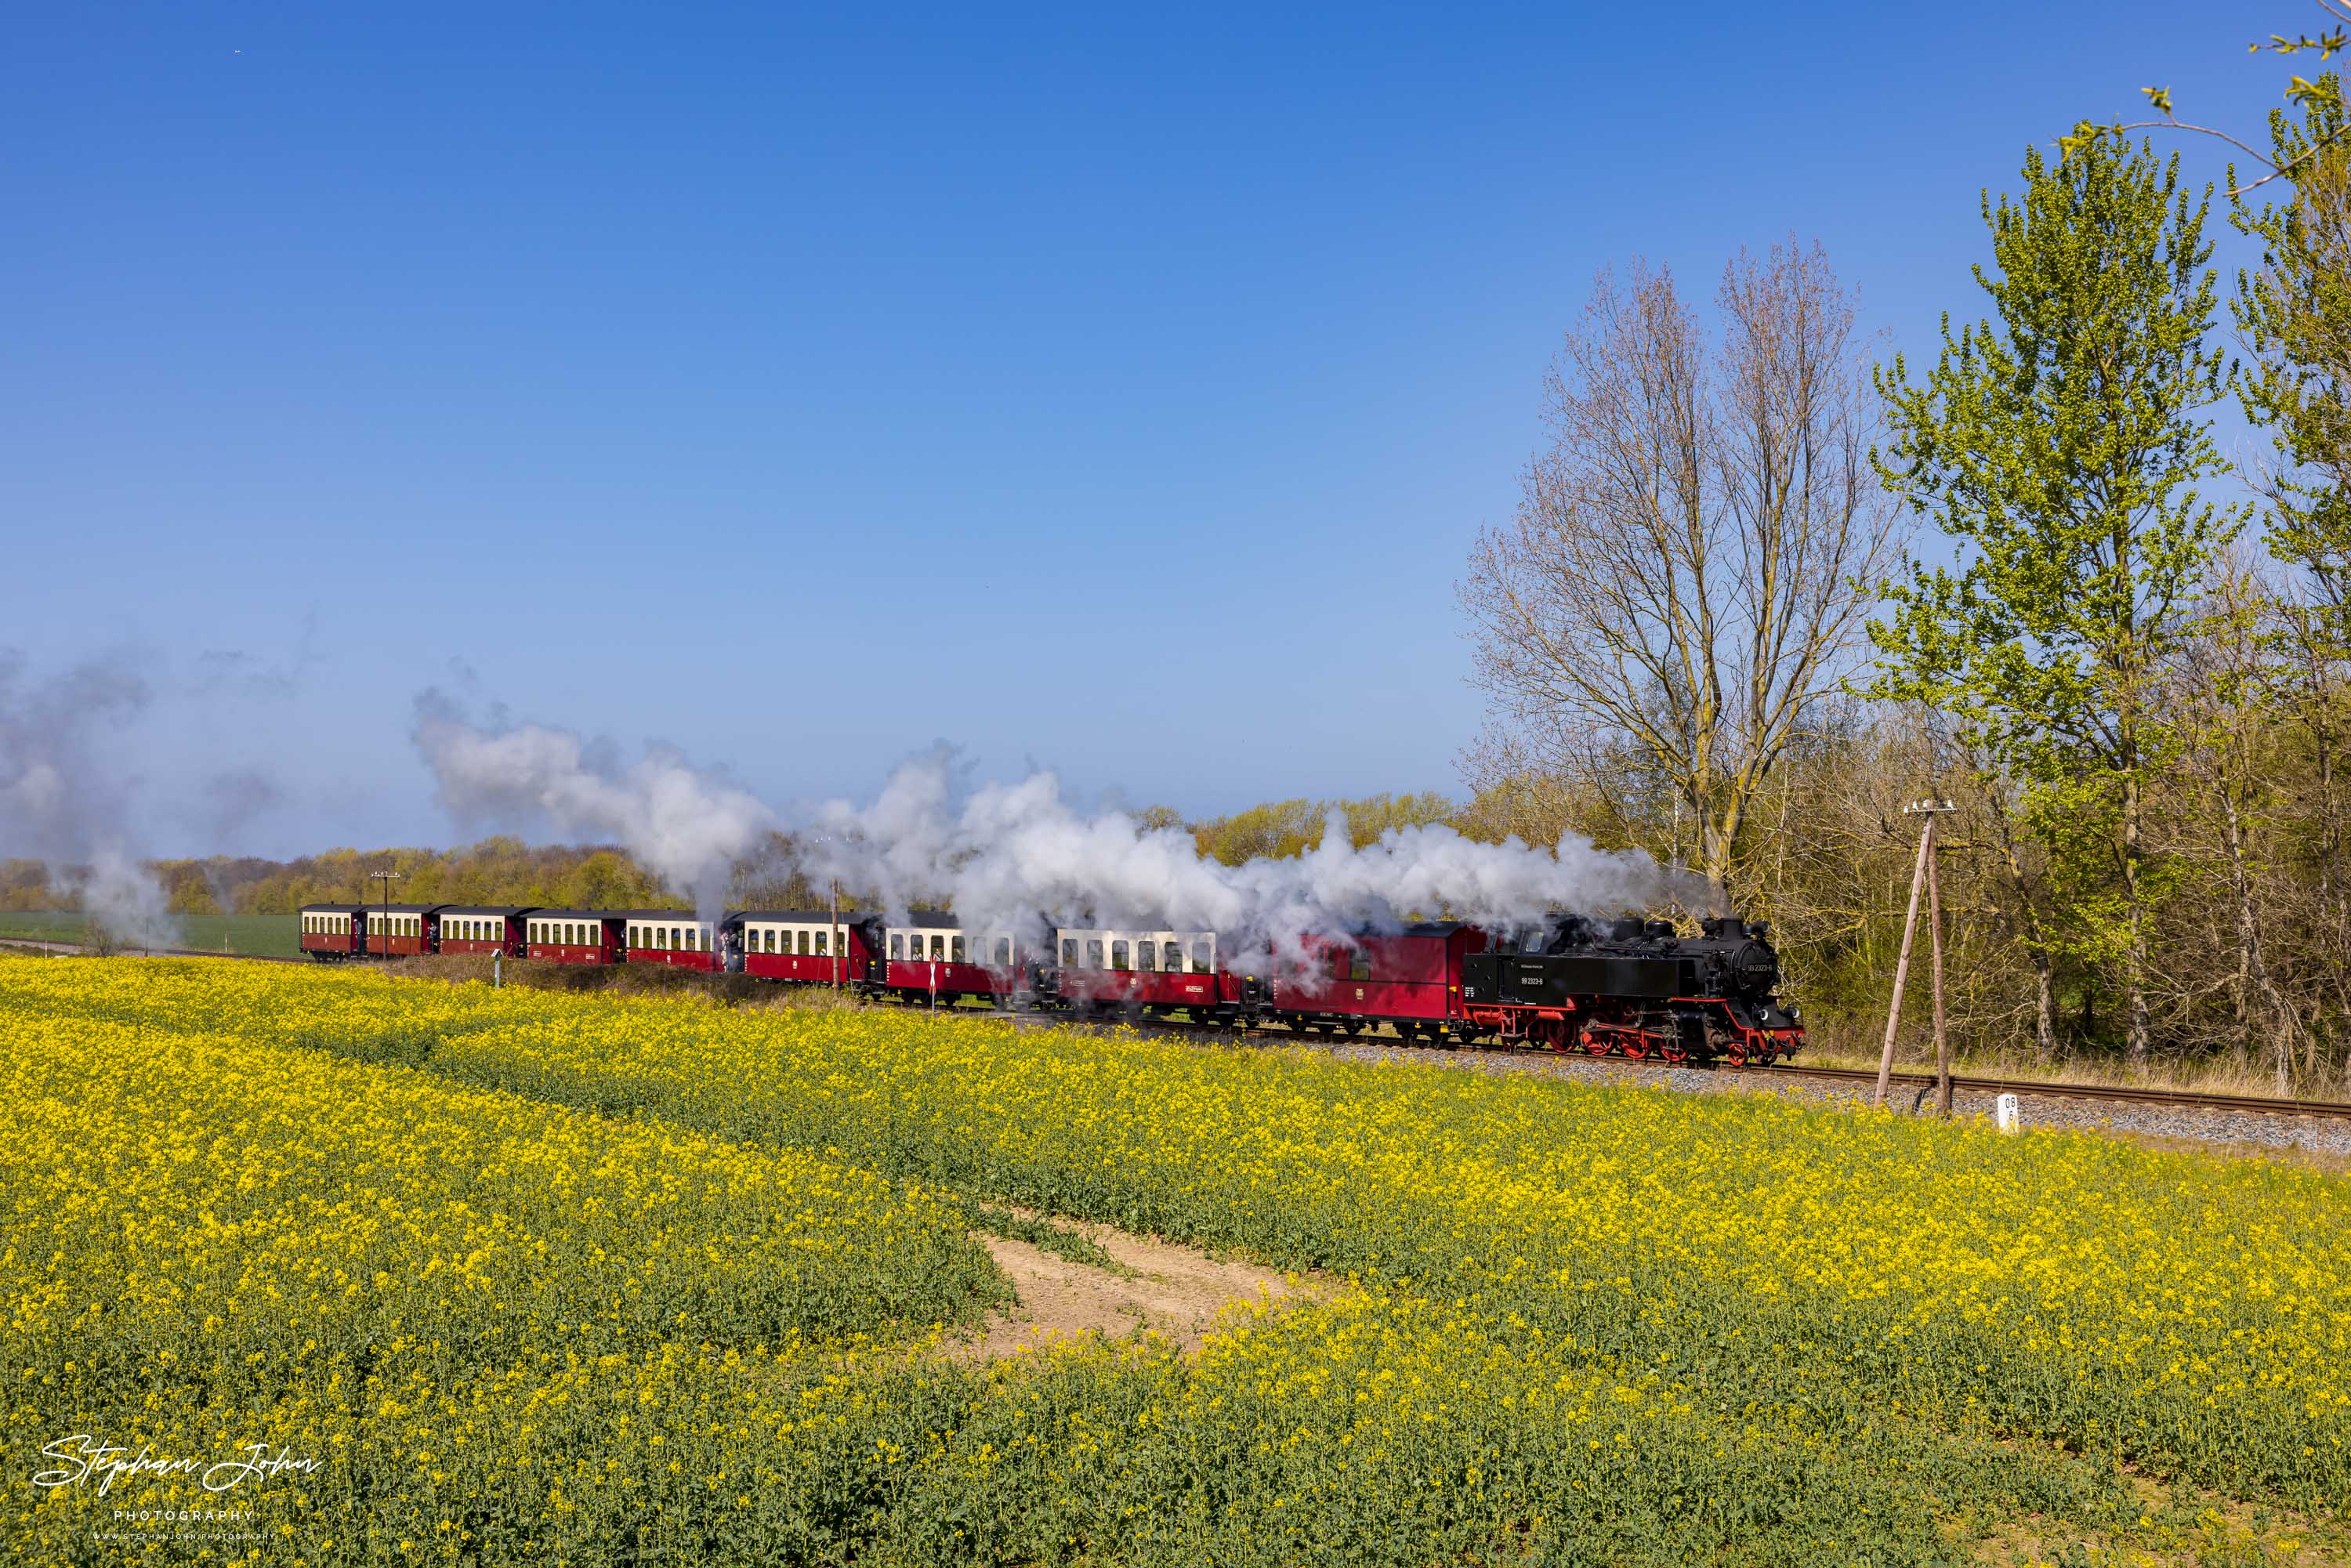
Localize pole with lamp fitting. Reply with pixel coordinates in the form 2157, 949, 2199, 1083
1873, 798, 1956, 1114
367, 869, 404, 969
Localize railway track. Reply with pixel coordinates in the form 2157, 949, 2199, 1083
1753, 1059, 2351, 1121
1005, 1005, 2351, 1124
20, 940, 2349, 1124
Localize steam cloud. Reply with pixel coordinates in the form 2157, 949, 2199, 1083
412, 692, 775, 917
799, 748, 1699, 978
0, 650, 182, 949
409, 704, 1700, 972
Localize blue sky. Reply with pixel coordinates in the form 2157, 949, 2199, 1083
0, 2, 2299, 856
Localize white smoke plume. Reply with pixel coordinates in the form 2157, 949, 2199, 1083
408, 703, 1701, 974
0, 650, 182, 950
798, 747, 1701, 981
412, 692, 773, 917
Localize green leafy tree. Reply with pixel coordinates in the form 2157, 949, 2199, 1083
1870, 127, 2245, 1067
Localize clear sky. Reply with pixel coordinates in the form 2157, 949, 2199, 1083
0, 2, 2300, 858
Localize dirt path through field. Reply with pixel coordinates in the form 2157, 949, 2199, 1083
950, 1217, 1322, 1362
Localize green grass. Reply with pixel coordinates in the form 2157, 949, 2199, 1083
0, 910, 297, 954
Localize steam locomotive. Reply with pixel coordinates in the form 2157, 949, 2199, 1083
299, 901, 1802, 1065
1460, 915, 1799, 1066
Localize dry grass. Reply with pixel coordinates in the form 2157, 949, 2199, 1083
382, 953, 871, 1012
1795, 1034, 2340, 1101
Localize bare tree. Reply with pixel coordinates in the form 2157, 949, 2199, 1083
1459, 241, 1901, 896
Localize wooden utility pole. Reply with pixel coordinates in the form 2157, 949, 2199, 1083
830, 878, 841, 992
1873, 799, 1955, 1109
1927, 809, 1951, 1118
367, 867, 404, 968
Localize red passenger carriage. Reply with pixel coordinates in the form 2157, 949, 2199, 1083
439, 906, 532, 958
299, 904, 364, 960
523, 908, 619, 965
364, 904, 437, 958
734, 910, 879, 984
623, 910, 720, 970
1052, 926, 1241, 1019
1270, 922, 1488, 1042
880, 911, 1039, 1006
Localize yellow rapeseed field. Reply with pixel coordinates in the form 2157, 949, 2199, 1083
0, 963, 1003, 1563
4, 956, 2345, 1564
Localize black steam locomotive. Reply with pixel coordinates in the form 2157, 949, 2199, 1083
1460, 915, 1801, 1066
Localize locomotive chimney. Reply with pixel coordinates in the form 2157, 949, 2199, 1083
1716, 917, 1748, 940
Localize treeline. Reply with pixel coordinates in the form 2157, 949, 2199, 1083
3, 840, 675, 917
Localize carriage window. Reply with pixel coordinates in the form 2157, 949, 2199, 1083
994, 937, 1012, 966
929, 935, 945, 961
1191, 940, 1212, 972
1112, 940, 1130, 971
1349, 951, 1371, 982
764, 929, 776, 954
951, 936, 966, 963
1137, 940, 1156, 972
816, 930, 828, 956
890, 934, 904, 959
794, 930, 806, 955
1086, 939, 1103, 969
1062, 939, 1077, 965
562, 923, 574, 944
